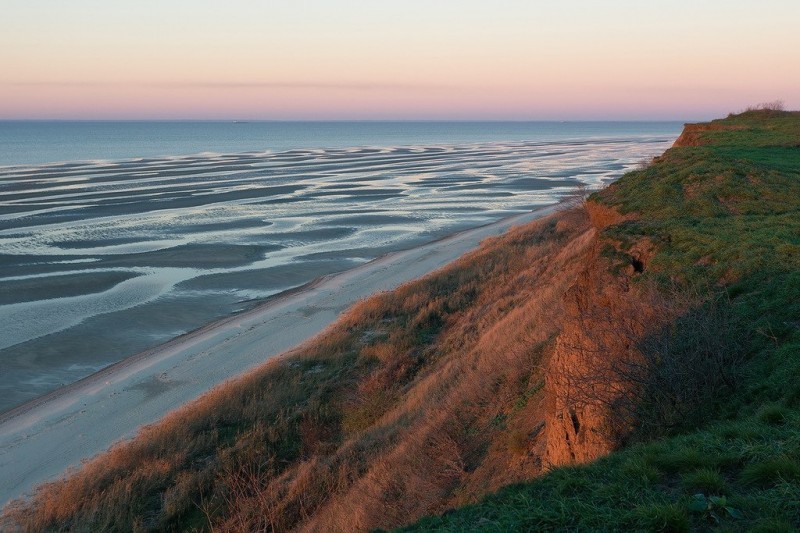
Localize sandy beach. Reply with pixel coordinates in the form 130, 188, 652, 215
0, 204, 559, 507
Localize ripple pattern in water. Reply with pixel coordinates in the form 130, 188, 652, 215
0, 136, 674, 411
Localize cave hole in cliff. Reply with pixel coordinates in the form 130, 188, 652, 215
569, 409, 581, 435
631, 257, 645, 273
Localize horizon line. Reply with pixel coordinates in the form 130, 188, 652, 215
0, 117, 696, 123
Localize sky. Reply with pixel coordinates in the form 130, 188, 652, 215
1, 0, 798, 120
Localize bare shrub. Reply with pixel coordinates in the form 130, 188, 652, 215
745, 100, 785, 112
559, 182, 590, 211
562, 285, 746, 443
629, 291, 745, 435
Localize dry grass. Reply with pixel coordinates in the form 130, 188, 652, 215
3, 207, 596, 532
745, 100, 785, 112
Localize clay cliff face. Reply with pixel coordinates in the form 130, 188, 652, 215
672, 122, 745, 147
542, 202, 663, 467
543, 242, 621, 466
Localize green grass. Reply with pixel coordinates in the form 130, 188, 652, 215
403, 112, 800, 531
682, 468, 727, 494
405, 417, 800, 531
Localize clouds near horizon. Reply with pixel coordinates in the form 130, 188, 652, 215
1, 0, 798, 120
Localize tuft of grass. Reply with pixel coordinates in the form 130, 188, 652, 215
757, 404, 789, 426
717, 420, 764, 442
749, 518, 796, 533
682, 468, 727, 494
635, 503, 690, 533
621, 457, 661, 487
740, 457, 800, 487
647, 448, 707, 475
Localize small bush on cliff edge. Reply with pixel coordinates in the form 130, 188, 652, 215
745, 100, 785, 112
628, 291, 746, 438
561, 285, 747, 443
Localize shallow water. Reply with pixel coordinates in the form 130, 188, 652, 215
0, 123, 680, 411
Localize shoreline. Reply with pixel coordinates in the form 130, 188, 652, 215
0, 208, 537, 423
0, 271, 330, 425
0, 203, 560, 507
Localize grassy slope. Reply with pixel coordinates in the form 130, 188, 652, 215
3, 204, 595, 531
407, 111, 800, 531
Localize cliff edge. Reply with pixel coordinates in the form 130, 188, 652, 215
410, 109, 800, 531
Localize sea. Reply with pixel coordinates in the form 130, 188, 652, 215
0, 121, 682, 412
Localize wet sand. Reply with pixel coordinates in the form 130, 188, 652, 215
0, 204, 559, 507
0, 271, 141, 305
0, 137, 674, 410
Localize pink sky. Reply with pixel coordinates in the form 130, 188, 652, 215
2, 1, 798, 120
